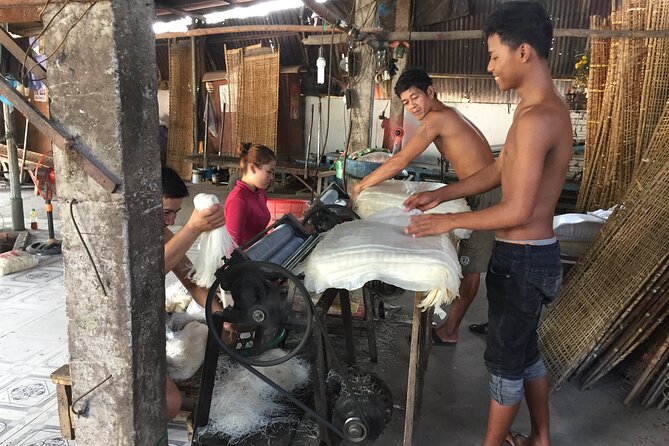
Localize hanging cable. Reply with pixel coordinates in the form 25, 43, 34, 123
69, 199, 107, 296
24, 2, 98, 82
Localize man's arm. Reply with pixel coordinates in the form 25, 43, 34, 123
406, 113, 550, 236
351, 115, 439, 197
164, 205, 225, 273
169, 251, 224, 313
403, 160, 502, 211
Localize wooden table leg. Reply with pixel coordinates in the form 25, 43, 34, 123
403, 292, 430, 446
339, 289, 357, 365
312, 311, 332, 446
362, 284, 378, 363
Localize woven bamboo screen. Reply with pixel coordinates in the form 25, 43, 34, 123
635, 0, 669, 175
539, 99, 669, 400
578, 0, 669, 211
167, 40, 194, 179
224, 45, 280, 155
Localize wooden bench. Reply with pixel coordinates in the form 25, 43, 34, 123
50, 364, 75, 440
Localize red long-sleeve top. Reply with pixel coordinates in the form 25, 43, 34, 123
224, 180, 271, 246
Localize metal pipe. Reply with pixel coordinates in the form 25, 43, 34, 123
191, 26, 198, 157
367, 51, 376, 148
3, 103, 25, 230
218, 102, 226, 156
20, 116, 28, 183
304, 103, 314, 178
202, 89, 209, 171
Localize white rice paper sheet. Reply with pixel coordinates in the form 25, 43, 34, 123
303, 207, 463, 310
353, 179, 472, 240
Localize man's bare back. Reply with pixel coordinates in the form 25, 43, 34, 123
426, 105, 494, 180
351, 80, 494, 197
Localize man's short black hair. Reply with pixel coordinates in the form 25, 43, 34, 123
394, 68, 433, 97
162, 166, 189, 198
483, 1, 553, 59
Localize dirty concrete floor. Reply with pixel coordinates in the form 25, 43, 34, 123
1, 180, 668, 446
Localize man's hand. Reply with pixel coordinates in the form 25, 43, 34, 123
403, 190, 442, 211
184, 204, 225, 234
405, 213, 455, 238
350, 183, 363, 200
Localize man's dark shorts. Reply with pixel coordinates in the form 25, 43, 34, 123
484, 240, 562, 379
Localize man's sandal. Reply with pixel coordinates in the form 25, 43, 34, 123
504, 431, 528, 446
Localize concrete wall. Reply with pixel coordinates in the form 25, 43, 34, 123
304, 96, 586, 178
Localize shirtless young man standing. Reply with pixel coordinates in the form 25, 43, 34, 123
351, 68, 499, 345
404, 3, 572, 445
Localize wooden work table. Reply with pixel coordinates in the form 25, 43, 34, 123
186, 154, 335, 194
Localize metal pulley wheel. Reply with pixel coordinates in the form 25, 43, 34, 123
205, 261, 313, 367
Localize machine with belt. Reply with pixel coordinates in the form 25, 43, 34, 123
192, 185, 393, 445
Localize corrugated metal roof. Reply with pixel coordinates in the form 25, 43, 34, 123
156, 0, 608, 86
410, 0, 611, 78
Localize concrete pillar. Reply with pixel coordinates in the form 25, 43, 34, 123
349, 0, 378, 151
44, 1, 165, 445
389, 0, 412, 142
2, 103, 25, 230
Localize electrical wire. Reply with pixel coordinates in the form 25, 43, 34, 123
21, 0, 67, 82
24, 2, 98, 82
69, 198, 108, 296
71, 373, 112, 417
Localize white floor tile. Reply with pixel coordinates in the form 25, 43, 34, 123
0, 333, 63, 365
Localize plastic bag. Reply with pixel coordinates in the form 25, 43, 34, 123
303, 207, 462, 310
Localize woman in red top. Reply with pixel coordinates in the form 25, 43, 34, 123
224, 143, 276, 245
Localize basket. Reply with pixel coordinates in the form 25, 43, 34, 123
266, 198, 310, 225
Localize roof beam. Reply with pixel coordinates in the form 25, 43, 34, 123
303, 28, 669, 45
155, 2, 206, 21
0, 27, 46, 80
0, 6, 41, 23
155, 24, 383, 40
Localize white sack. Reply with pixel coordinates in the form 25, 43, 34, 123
165, 280, 192, 313
0, 250, 38, 276
552, 213, 605, 242
189, 193, 237, 289
166, 320, 209, 381
303, 207, 462, 309
353, 180, 472, 240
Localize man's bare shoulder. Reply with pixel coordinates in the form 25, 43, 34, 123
516, 101, 569, 134
423, 105, 470, 133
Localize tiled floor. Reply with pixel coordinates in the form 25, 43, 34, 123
0, 186, 191, 446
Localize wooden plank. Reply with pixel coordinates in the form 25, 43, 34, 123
403, 292, 423, 446
0, 76, 121, 193
0, 7, 40, 24
50, 364, 71, 385
55, 381, 75, 439
157, 25, 349, 40
304, 28, 669, 45
339, 289, 357, 365
0, 27, 46, 80
362, 284, 378, 363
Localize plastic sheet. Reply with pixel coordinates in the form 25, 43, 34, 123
303, 207, 462, 310
166, 320, 208, 381
353, 180, 472, 240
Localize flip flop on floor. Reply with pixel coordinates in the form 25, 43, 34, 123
431, 328, 457, 346
469, 322, 488, 335
504, 431, 528, 446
